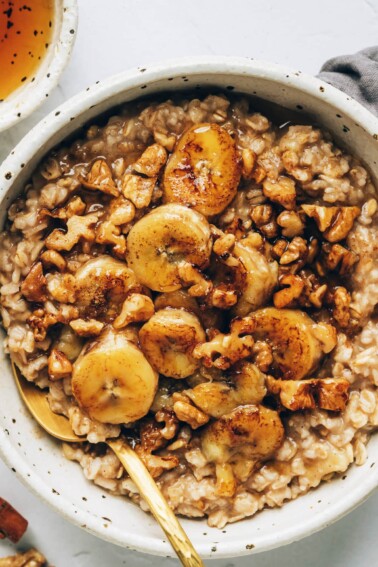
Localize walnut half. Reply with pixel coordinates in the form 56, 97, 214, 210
21, 262, 47, 302
47, 348, 73, 380
45, 214, 98, 252
266, 376, 350, 411
302, 204, 360, 242
192, 317, 255, 370
263, 176, 297, 210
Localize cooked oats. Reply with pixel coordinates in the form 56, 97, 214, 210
1, 93, 378, 528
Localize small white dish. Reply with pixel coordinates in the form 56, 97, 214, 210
0, 57, 378, 559
0, 0, 78, 132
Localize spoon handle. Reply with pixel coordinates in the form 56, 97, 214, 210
108, 440, 204, 567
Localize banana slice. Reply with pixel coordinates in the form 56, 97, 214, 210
72, 327, 158, 424
249, 307, 337, 380
163, 123, 241, 216
185, 363, 267, 418
75, 256, 139, 320
139, 308, 206, 379
232, 239, 278, 317
201, 405, 284, 464
154, 290, 201, 316
126, 203, 212, 292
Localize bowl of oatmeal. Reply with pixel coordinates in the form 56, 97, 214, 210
0, 57, 378, 559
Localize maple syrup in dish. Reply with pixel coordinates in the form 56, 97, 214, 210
0, 0, 54, 101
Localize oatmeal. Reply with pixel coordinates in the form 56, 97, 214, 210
1, 94, 378, 528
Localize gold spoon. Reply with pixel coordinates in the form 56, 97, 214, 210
11, 362, 204, 567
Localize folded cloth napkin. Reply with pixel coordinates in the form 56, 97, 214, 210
318, 46, 378, 116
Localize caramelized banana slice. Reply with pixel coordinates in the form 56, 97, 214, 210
163, 123, 241, 216
249, 307, 337, 380
126, 203, 212, 292
72, 327, 158, 424
139, 308, 206, 378
232, 238, 279, 316
75, 256, 139, 320
185, 362, 267, 417
201, 405, 284, 464
154, 290, 201, 316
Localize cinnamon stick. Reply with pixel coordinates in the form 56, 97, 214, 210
0, 498, 28, 543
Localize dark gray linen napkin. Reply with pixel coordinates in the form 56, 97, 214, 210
318, 46, 378, 116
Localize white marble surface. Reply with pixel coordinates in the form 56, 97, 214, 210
1, 0, 378, 564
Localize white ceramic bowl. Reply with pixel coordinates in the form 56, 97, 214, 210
0, 0, 77, 132
0, 57, 378, 559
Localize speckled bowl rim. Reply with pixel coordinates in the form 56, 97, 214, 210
0, 0, 78, 132
0, 57, 378, 559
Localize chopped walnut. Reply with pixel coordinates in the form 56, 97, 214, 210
134, 417, 179, 478
122, 173, 156, 209
45, 214, 98, 251
212, 230, 236, 256
41, 195, 86, 220
155, 408, 179, 440
301, 204, 337, 231
279, 237, 308, 265
69, 318, 104, 336
166, 438, 187, 451
294, 269, 328, 309
271, 239, 288, 260
273, 274, 305, 308
266, 375, 349, 412
113, 293, 154, 329
81, 159, 119, 197
48, 348, 73, 380
309, 284, 328, 308
223, 216, 247, 239
136, 449, 179, 479
46, 273, 77, 303
108, 196, 135, 226
95, 220, 126, 256
302, 204, 360, 242
321, 243, 359, 275
28, 306, 78, 341
178, 263, 212, 297
40, 250, 67, 272
251, 164, 267, 183
250, 204, 278, 238
132, 143, 167, 177
21, 262, 47, 302
317, 378, 350, 411
277, 210, 305, 237
252, 340, 273, 372
263, 176, 296, 210
241, 148, 256, 178
173, 398, 210, 429
332, 286, 351, 328
153, 131, 176, 152
209, 285, 238, 309
193, 318, 255, 370
0, 548, 47, 566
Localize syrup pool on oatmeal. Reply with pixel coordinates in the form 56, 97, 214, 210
0, 0, 53, 101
